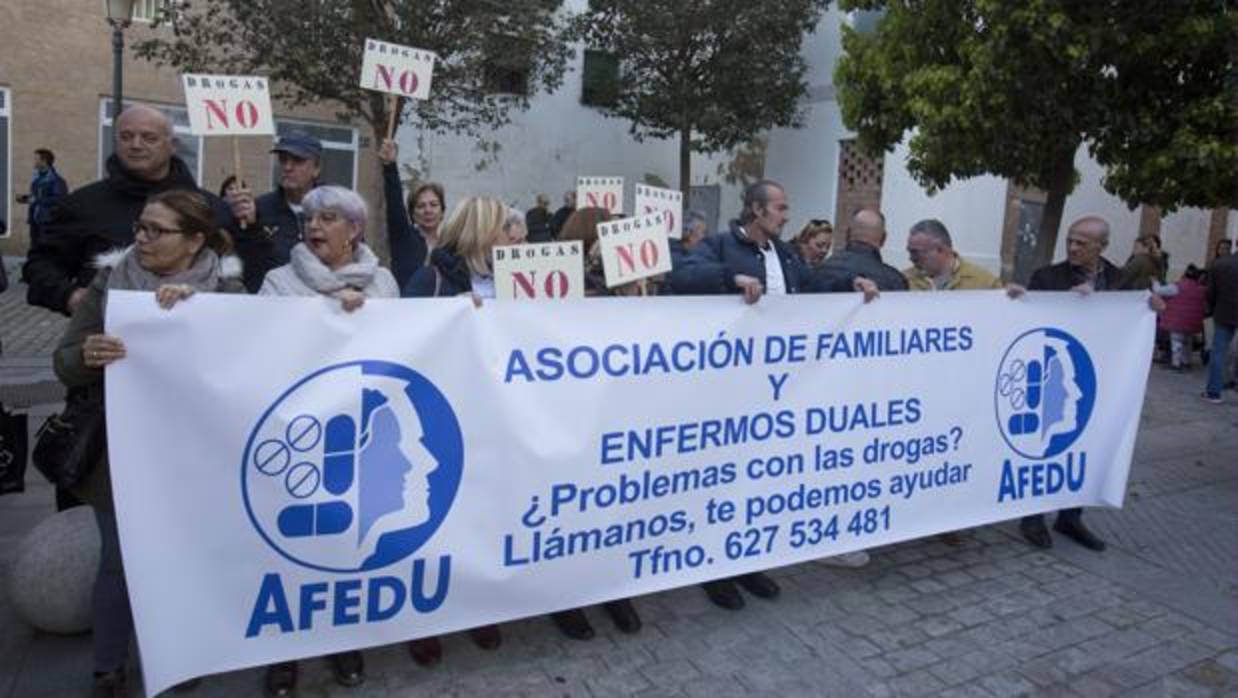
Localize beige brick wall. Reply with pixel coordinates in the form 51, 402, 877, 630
0, 0, 381, 256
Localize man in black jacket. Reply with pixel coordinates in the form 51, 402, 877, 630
226, 130, 322, 265
807, 209, 908, 292
668, 179, 805, 302
24, 105, 272, 314
1018, 216, 1122, 552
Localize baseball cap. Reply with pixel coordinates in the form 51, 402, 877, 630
270, 130, 323, 160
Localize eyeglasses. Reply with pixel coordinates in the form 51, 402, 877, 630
133, 220, 187, 240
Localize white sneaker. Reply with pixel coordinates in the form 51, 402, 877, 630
821, 551, 870, 568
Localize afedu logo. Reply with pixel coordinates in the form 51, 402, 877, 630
995, 328, 1097, 459
241, 361, 463, 574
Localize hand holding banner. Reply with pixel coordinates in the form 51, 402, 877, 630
493, 241, 585, 301
597, 211, 672, 288
635, 184, 684, 240
576, 177, 624, 216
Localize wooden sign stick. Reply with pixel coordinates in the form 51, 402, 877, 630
231, 136, 243, 186
387, 94, 400, 140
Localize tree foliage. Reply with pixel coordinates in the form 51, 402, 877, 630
572, 0, 830, 197
135, 0, 575, 142
835, 0, 1235, 264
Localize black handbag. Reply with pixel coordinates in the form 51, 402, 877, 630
32, 394, 106, 489
0, 405, 28, 495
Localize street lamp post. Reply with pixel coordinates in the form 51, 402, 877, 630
104, 0, 136, 121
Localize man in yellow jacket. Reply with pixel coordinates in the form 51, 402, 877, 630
903, 219, 1002, 290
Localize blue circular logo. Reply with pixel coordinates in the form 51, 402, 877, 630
995, 328, 1096, 460
241, 361, 463, 573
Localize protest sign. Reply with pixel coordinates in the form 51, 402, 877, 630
634, 184, 683, 240
182, 74, 275, 136
359, 38, 436, 138
182, 73, 275, 180
106, 291, 1154, 695
576, 176, 624, 215
493, 241, 585, 301
596, 211, 672, 287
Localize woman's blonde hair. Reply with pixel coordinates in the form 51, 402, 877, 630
439, 196, 508, 276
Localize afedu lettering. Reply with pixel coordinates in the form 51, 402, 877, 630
993, 328, 1096, 503
241, 361, 463, 638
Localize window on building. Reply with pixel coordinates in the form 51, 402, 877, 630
483, 35, 532, 96
99, 99, 203, 183
268, 120, 358, 190
132, 0, 170, 23
581, 50, 620, 108
0, 88, 10, 237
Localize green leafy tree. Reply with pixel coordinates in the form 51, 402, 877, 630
835, 1, 1236, 269
135, 0, 574, 146
572, 0, 830, 200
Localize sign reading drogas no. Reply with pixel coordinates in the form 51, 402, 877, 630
360, 38, 436, 100
182, 74, 275, 136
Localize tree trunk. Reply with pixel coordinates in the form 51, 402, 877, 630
1032, 147, 1078, 271
679, 124, 692, 203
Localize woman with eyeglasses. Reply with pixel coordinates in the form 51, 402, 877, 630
52, 189, 244, 698
254, 184, 397, 696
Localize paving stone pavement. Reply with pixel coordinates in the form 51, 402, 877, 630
1, 261, 1236, 697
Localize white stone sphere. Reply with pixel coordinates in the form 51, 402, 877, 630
8, 506, 100, 634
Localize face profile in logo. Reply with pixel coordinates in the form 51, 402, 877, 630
242, 361, 463, 573
995, 328, 1097, 460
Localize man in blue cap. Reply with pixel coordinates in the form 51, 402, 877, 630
227, 130, 323, 263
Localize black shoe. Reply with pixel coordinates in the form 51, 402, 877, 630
1054, 517, 1106, 551
172, 677, 202, 692
91, 671, 126, 698
329, 651, 365, 688
1020, 518, 1053, 549
602, 599, 642, 634
263, 662, 297, 698
408, 636, 443, 667
735, 572, 780, 600
702, 579, 745, 610
470, 624, 502, 650
551, 609, 595, 640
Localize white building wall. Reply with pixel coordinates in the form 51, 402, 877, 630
878, 142, 1007, 274
764, 9, 1228, 279
395, 0, 741, 219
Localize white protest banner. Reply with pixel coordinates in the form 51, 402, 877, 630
596, 211, 672, 287
360, 38, 436, 100
106, 291, 1154, 695
635, 183, 684, 240
181, 74, 275, 136
493, 241, 585, 301
576, 176, 624, 215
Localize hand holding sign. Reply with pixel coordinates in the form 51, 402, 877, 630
635, 184, 684, 240
361, 38, 437, 139
597, 212, 672, 288
493, 242, 585, 301
576, 177, 624, 216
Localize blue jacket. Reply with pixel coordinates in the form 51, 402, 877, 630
29, 167, 68, 225
403, 247, 471, 298
250, 187, 307, 265
667, 220, 806, 295
382, 163, 428, 290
